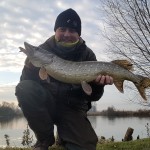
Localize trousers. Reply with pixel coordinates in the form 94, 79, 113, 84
15, 80, 98, 150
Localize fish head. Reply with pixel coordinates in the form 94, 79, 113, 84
19, 42, 55, 67
24, 42, 37, 56
19, 42, 36, 57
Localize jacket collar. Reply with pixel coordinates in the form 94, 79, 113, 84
46, 35, 86, 61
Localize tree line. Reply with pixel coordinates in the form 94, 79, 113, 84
88, 106, 150, 117
0, 101, 23, 117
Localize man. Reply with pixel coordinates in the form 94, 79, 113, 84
15, 8, 113, 150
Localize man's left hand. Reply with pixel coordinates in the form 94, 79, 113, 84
94, 75, 113, 85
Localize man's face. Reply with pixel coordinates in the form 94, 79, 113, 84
55, 27, 80, 43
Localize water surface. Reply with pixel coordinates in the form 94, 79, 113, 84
0, 116, 149, 147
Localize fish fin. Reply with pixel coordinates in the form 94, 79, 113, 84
114, 80, 124, 93
111, 60, 133, 71
81, 81, 92, 95
134, 75, 150, 101
39, 67, 48, 80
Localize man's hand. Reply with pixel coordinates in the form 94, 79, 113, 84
95, 75, 113, 85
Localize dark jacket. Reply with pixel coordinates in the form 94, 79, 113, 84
20, 36, 104, 110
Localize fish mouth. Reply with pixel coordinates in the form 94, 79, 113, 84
24, 42, 34, 50
22, 42, 35, 57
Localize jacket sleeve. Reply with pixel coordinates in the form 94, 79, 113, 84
20, 58, 41, 82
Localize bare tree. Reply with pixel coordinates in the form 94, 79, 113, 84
101, 0, 150, 75
100, 0, 150, 104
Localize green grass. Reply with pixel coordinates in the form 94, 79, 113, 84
0, 138, 150, 150
96, 138, 150, 150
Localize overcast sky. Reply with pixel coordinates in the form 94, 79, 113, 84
0, 0, 148, 111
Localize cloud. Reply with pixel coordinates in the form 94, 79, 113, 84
1, 0, 108, 73
0, 84, 16, 101
0, 1, 52, 72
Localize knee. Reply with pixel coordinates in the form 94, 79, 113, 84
15, 80, 46, 105
15, 80, 40, 95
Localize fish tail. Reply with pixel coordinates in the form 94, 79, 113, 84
134, 75, 150, 100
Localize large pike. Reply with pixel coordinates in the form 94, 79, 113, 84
19, 42, 150, 100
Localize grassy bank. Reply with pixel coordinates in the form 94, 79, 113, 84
1, 138, 150, 150
96, 138, 150, 150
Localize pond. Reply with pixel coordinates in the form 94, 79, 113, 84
0, 116, 149, 147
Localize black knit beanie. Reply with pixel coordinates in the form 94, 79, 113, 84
54, 8, 81, 36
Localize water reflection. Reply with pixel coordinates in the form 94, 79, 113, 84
91, 116, 150, 141
0, 116, 150, 147
88, 116, 97, 129
0, 116, 24, 129
0, 117, 32, 147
